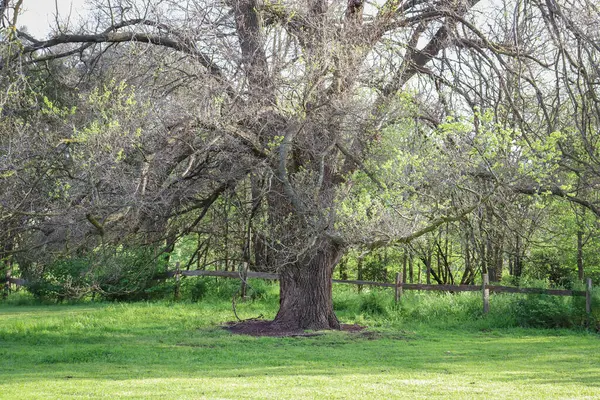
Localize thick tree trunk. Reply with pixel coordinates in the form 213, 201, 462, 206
272, 239, 343, 331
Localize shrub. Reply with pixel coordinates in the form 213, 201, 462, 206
189, 278, 209, 302
514, 294, 574, 328
525, 250, 576, 289
22, 247, 167, 302
94, 248, 170, 301
2, 290, 37, 306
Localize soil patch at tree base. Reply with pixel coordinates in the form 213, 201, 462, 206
224, 320, 365, 337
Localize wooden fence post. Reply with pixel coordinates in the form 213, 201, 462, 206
395, 272, 403, 303
174, 262, 181, 301
482, 273, 490, 315
586, 278, 592, 320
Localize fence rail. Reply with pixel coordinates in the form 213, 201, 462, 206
164, 269, 593, 317
163, 269, 587, 297
4, 269, 594, 317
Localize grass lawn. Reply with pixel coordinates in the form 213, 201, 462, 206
0, 300, 599, 399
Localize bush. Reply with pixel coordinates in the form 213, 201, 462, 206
97, 249, 170, 301
2, 290, 37, 306
514, 295, 575, 328
525, 250, 576, 289
189, 278, 209, 302
22, 247, 167, 302
25, 257, 94, 301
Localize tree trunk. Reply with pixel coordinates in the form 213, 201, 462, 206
338, 257, 348, 280
357, 256, 364, 293
577, 229, 584, 282
402, 252, 407, 284
272, 239, 343, 330
408, 253, 414, 283
425, 254, 432, 285
513, 236, 522, 278
488, 235, 503, 283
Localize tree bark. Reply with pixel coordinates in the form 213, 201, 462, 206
402, 252, 407, 284
339, 257, 348, 280
272, 238, 343, 330
357, 256, 364, 293
577, 229, 584, 282
513, 235, 523, 278
408, 252, 414, 284
424, 253, 432, 285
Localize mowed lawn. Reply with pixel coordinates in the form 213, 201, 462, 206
0, 301, 599, 399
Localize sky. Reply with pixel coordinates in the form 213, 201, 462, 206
18, 0, 87, 38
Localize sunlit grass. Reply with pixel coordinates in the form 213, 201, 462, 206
1, 298, 599, 399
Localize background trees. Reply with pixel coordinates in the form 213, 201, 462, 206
0, 0, 599, 327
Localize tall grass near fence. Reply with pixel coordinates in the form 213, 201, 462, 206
331, 284, 599, 330
4, 277, 599, 331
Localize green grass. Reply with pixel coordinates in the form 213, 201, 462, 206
1, 295, 599, 399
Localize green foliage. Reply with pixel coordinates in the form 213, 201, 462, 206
336, 249, 401, 284
23, 247, 167, 302
525, 249, 576, 289
182, 277, 238, 301
396, 292, 489, 325
361, 257, 392, 282
332, 288, 361, 312
188, 277, 210, 302
180, 277, 278, 303
514, 295, 575, 329
333, 285, 597, 331
243, 278, 279, 301
593, 287, 600, 332
1, 290, 38, 306
26, 257, 91, 301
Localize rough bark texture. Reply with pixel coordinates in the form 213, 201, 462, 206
272, 239, 343, 330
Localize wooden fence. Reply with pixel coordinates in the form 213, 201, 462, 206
4, 269, 594, 318
163, 268, 594, 317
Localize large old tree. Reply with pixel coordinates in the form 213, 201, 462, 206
2, 0, 599, 328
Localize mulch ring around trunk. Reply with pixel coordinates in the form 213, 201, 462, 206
224, 320, 365, 337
